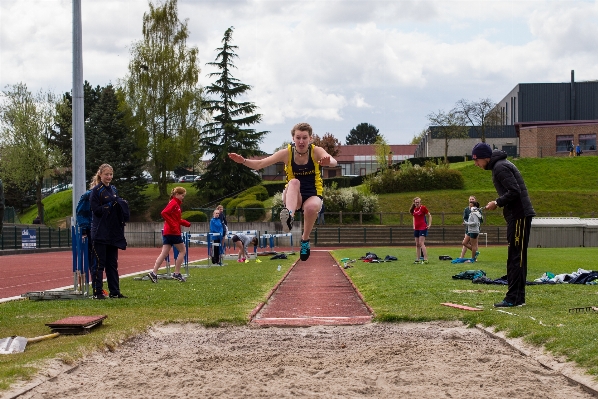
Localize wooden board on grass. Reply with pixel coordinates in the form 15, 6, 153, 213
441, 303, 483, 311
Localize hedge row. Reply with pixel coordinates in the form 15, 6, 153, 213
367, 167, 464, 194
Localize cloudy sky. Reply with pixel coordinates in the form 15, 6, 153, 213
1, 0, 598, 153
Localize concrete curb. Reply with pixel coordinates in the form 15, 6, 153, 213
476, 325, 598, 397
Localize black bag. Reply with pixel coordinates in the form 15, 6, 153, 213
452, 270, 486, 280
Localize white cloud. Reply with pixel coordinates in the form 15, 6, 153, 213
2, 0, 598, 153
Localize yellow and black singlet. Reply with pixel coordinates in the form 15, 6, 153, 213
284, 143, 323, 200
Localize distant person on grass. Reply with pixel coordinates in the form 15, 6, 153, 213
148, 187, 190, 283
460, 195, 480, 259
216, 204, 228, 253
462, 201, 483, 261
90, 163, 130, 300
210, 208, 224, 265
472, 143, 535, 308
232, 233, 258, 263
410, 196, 432, 264
228, 122, 337, 261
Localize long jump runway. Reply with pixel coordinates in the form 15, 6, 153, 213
251, 251, 373, 326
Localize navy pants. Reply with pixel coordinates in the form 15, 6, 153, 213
92, 242, 120, 296
505, 216, 532, 305
211, 239, 221, 265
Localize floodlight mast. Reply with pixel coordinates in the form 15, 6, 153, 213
72, 0, 86, 218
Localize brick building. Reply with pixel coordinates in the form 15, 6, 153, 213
416, 70, 598, 158
259, 144, 417, 181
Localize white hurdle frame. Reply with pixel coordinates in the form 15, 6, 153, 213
479, 232, 488, 247
187, 232, 227, 267
260, 232, 294, 254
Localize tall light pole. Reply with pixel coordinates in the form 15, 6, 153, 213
72, 0, 86, 218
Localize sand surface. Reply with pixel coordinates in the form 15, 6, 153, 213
6, 321, 597, 399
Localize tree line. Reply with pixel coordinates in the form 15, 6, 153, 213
1, 0, 491, 221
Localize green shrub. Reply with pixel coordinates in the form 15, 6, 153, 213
181, 210, 207, 222
237, 200, 265, 222
220, 198, 233, 209
228, 195, 257, 215
242, 185, 269, 201
323, 184, 379, 215
262, 181, 287, 196
367, 164, 464, 194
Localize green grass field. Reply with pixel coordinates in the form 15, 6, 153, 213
1, 246, 597, 391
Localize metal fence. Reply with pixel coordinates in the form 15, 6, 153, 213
0, 225, 71, 250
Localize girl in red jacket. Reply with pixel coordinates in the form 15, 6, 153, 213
148, 187, 191, 283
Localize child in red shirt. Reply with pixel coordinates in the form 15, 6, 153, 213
148, 187, 191, 283
410, 197, 432, 264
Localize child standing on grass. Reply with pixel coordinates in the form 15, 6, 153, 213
232, 234, 259, 262
410, 196, 432, 264
148, 187, 190, 283
462, 201, 483, 261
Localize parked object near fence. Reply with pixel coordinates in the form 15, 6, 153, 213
530, 218, 598, 248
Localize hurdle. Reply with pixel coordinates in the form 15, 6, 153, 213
260, 232, 295, 254
223, 230, 259, 261
22, 224, 90, 300
187, 232, 227, 267
134, 230, 190, 281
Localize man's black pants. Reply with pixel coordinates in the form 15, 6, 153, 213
505, 216, 533, 305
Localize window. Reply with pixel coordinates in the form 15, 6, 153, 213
556, 135, 573, 152
579, 134, 596, 151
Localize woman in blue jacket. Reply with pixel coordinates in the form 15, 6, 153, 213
90, 163, 129, 299
209, 208, 224, 265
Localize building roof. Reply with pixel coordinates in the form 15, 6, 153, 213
334, 144, 417, 162
250, 144, 418, 162
515, 120, 598, 136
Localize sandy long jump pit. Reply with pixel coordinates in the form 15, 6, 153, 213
9, 321, 597, 399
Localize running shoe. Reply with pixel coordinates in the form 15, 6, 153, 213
148, 271, 158, 283
172, 273, 186, 282
279, 208, 294, 233
300, 239, 310, 261
414, 260, 421, 264
493, 300, 515, 308
423, 260, 429, 264
93, 294, 106, 300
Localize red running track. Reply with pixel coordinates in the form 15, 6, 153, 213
251, 251, 373, 327
0, 246, 347, 300
0, 247, 211, 300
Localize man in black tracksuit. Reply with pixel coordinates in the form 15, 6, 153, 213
472, 143, 535, 307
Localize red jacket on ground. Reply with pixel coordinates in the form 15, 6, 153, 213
161, 197, 190, 236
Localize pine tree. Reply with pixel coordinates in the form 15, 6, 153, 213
346, 123, 380, 145
86, 85, 148, 214
197, 26, 269, 200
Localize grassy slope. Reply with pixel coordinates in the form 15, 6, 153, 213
18, 156, 598, 226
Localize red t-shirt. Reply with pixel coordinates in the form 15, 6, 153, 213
161, 197, 191, 236
412, 205, 429, 230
